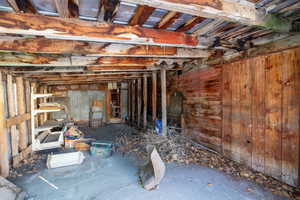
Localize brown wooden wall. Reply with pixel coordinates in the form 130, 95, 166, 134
168, 67, 222, 151
168, 47, 300, 186
222, 48, 300, 186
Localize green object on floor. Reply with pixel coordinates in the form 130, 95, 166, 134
90, 140, 113, 158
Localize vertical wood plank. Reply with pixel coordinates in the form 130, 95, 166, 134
239, 59, 252, 167
7, 74, 18, 156
281, 49, 300, 186
16, 77, 28, 150
152, 71, 157, 125
0, 72, 9, 177
161, 68, 167, 136
222, 63, 232, 157
143, 75, 148, 129
137, 78, 142, 127
231, 61, 241, 162
251, 56, 266, 173
265, 53, 282, 180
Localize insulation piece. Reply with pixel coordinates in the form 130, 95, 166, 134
46, 151, 85, 169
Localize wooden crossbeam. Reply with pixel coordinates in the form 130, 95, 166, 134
0, 37, 210, 57
0, 11, 202, 48
129, 5, 155, 26
5, 113, 30, 128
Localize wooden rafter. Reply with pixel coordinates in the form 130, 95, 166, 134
156, 11, 181, 29
0, 11, 203, 48
129, 5, 155, 26
54, 0, 69, 18
7, 0, 36, 13
54, 0, 79, 18
176, 16, 205, 32
0, 37, 210, 58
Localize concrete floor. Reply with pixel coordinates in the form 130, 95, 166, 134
9, 124, 288, 200
13, 153, 287, 200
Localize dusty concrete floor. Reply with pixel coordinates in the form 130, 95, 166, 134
12, 124, 288, 200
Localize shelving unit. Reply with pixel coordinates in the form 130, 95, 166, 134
31, 91, 65, 151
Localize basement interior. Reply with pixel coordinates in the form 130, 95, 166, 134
1, 0, 300, 199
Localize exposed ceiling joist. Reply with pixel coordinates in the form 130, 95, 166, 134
156, 11, 181, 29
0, 12, 204, 48
123, 0, 260, 26
176, 16, 206, 32
123, 0, 297, 32
0, 37, 210, 58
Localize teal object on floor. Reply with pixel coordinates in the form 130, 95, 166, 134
90, 140, 113, 158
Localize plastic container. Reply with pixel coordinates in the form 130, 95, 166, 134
90, 141, 113, 158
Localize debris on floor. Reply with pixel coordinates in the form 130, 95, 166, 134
115, 129, 300, 199
46, 151, 85, 169
38, 176, 59, 190
139, 146, 166, 190
0, 176, 26, 200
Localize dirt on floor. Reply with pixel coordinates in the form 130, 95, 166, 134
114, 128, 300, 200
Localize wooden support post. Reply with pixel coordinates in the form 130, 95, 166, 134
161, 68, 167, 136
25, 80, 31, 138
7, 74, 18, 156
0, 72, 10, 177
128, 81, 131, 123
131, 80, 136, 125
16, 77, 28, 150
137, 78, 142, 128
152, 71, 157, 125
43, 86, 48, 123
31, 82, 38, 130
106, 86, 111, 123
143, 75, 148, 129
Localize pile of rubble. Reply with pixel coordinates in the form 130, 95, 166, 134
115, 130, 300, 200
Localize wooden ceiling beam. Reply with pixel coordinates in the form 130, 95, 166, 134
0, 11, 203, 48
123, 0, 299, 32
156, 11, 181, 29
129, 5, 155, 26
0, 37, 210, 58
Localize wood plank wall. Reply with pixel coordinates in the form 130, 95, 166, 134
222, 48, 300, 186
169, 47, 300, 186
168, 67, 222, 151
